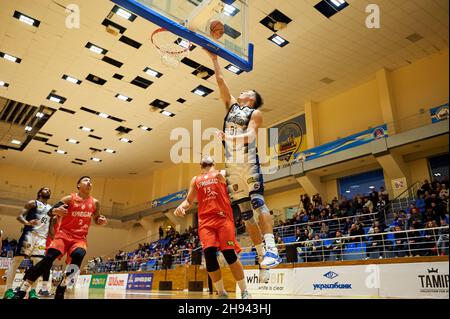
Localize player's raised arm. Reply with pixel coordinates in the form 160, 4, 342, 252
174, 177, 197, 217
48, 195, 71, 218
205, 49, 236, 109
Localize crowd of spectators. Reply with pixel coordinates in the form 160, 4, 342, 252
271, 179, 449, 262
87, 226, 201, 273
1, 238, 17, 257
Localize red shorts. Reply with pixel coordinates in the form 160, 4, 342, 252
47, 232, 87, 264
199, 219, 241, 254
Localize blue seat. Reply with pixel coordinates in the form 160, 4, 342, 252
283, 236, 296, 243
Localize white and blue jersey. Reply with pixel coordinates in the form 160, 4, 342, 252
16, 200, 52, 257
223, 103, 264, 203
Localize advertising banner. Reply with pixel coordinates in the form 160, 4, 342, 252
75, 275, 92, 289
378, 262, 449, 299
127, 273, 154, 291
240, 269, 295, 295
430, 103, 449, 123
90, 274, 108, 289
151, 190, 187, 208
105, 274, 129, 290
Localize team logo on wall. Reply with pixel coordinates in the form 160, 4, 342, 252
418, 268, 449, 294
275, 122, 304, 162
372, 127, 385, 140
436, 106, 449, 121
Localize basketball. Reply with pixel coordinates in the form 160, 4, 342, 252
209, 20, 224, 40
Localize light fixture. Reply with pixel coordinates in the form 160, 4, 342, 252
369, 186, 376, 189
85, 43, 107, 55
66, 138, 79, 144
223, 4, 239, 17
80, 126, 94, 132
0, 81, 9, 87
36, 112, 44, 118
0, 52, 21, 63
112, 5, 136, 21
193, 89, 206, 96
138, 125, 152, 131
56, 150, 67, 154
47, 93, 66, 104
225, 64, 243, 75
160, 110, 175, 117
13, 11, 40, 27
11, 140, 21, 145
330, 0, 347, 8
104, 149, 116, 154
269, 34, 289, 47
143, 67, 162, 78
119, 137, 132, 143
62, 75, 82, 85
115, 94, 132, 102
25, 126, 32, 132
91, 157, 102, 162
98, 113, 109, 118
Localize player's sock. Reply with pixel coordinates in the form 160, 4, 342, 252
237, 279, 248, 292
255, 244, 266, 262
213, 279, 226, 295
263, 234, 278, 254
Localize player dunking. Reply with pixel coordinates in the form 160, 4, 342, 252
205, 51, 281, 271
3, 187, 53, 299
12, 176, 107, 299
175, 155, 251, 299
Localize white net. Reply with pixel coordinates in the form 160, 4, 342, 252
151, 28, 191, 68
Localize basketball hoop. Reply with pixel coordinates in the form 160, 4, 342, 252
150, 28, 191, 68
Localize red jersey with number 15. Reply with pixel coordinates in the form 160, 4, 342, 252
195, 171, 233, 227
58, 193, 96, 240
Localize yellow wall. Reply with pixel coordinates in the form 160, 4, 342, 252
408, 158, 431, 184
325, 180, 338, 201
390, 49, 449, 132
265, 188, 302, 213
317, 79, 382, 144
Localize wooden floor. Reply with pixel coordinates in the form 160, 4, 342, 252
0, 286, 382, 299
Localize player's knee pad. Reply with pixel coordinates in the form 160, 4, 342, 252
250, 193, 270, 215
69, 248, 86, 268
204, 247, 220, 273
221, 249, 238, 265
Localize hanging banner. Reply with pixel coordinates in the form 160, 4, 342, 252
295, 124, 388, 162
268, 114, 307, 169
430, 103, 449, 123
151, 190, 187, 208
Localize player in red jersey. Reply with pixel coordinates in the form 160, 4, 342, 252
12, 176, 107, 299
175, 155, 250, 299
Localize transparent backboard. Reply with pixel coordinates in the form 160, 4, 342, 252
112, 0, 253, 71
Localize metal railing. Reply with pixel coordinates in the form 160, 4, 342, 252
83, 226, 448, 274
384, 181, 422, 223
242, 226, 449, 264
273, 212, 380, 239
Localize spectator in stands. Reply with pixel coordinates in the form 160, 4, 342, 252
349, 223, 365, 243
302, 194, 311, 211
423, 221, 438, 256
159, 226, 164, 239
376, 194, 386, 215
331, 231, 345, 261
365, 226, 384, 259
439, 184, 449, 204
369, 187, 378, 205
437, 218, 449, 256
363, 197, 374, 214
312, 193, 322, 208
312, 234, 323, 262
302, 233, 315, 262
319, 222, 329, 238
379, 186, 389, 202
393, 225, 407, 258
275, 236, 285, 255
407, 225, 423, 257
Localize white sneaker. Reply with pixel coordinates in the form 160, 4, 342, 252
260, 251, 282, 269
259, 267, 270, 284
218, 292, 229, 299
241, 290, 252, 299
